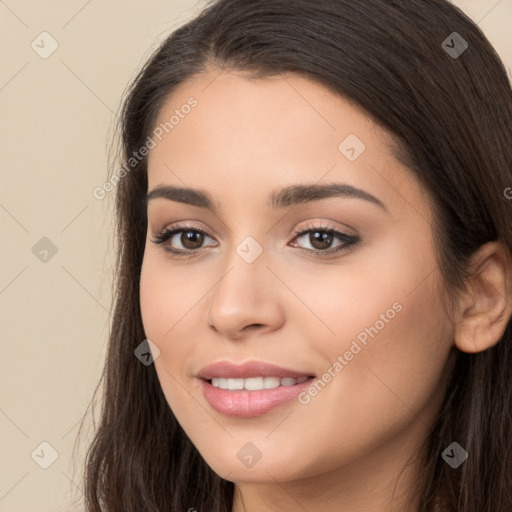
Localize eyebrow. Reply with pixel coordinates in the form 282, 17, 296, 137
145, 182, 389, 213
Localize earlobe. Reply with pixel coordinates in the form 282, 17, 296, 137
453, 241, 512, 354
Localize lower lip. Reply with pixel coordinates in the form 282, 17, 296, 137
199, 377, 315, 417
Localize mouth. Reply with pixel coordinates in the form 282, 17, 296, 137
205, 375, 312, 390
197, 359, 316, 381
196, 360, 316, 417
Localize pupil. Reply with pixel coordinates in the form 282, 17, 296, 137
311, 231, 332, 250
182, 230, 203, 249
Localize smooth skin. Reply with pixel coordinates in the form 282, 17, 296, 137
139, 67, 512, 512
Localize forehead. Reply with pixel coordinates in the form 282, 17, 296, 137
146, 68, 431, 224
149, 68, 381, 153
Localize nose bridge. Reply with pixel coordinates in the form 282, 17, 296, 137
206, 230, 284, 337
213, 231, 269, 305
217, 202, 270, 271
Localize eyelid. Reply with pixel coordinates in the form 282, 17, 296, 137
152, 218, 355, 240
292, 219, 357, 238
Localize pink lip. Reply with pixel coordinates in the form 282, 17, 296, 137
196, 360, 316, 418
197, 360, 315, 380
199, 377, 315, 417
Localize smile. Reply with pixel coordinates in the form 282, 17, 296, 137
200, 376, 316, 417
210, 376, 309, 390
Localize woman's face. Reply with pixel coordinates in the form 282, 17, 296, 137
140, 68, 455, 493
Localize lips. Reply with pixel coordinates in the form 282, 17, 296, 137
197, 360, 316, 380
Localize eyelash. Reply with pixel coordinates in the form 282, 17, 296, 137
151, 221, 360, 260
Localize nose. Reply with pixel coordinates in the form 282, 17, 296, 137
206, 250, 286, 341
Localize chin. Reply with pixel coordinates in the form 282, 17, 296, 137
198, 445, 315, 484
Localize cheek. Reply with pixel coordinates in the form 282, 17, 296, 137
297, 233, 437, 364
318, 295, 450, 461
139, 251, 206, 416
139, 251, 196, 383
139, 248, 216, 362
297, 234, 452, 444
140, 249, 201, 338
140, 255, 170, 340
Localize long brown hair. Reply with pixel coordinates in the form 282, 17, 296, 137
76, 0, 512, 510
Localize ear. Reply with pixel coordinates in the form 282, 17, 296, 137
453, 241, 512, 353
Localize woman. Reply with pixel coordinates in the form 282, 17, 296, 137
79, 0, 512, 510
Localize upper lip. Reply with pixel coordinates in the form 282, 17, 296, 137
197, 360, 315, 380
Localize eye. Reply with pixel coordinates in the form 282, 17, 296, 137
151, 221, 360, 259
289, 221, 359, 258
151, 224, 217, 257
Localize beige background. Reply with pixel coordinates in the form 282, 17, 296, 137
0, 1, 511, 510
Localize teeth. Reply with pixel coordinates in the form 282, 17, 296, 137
210, 376, 310, 390
227, 378, 244, 390
245, 377, 264, 390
